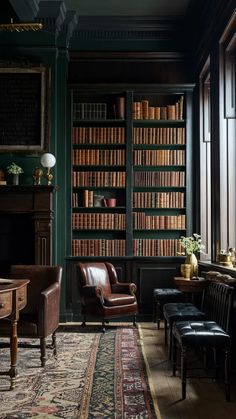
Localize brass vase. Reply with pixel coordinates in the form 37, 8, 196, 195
185, 253, 198, 278
180, 264, 191, 279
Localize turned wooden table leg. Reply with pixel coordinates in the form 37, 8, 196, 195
9, 318, 18, 390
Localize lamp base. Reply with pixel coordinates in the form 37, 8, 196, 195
46, 168, 53, 185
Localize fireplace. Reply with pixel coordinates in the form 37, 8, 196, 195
0, 185, 54, 276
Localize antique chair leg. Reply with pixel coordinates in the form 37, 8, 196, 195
225, 348, 231, 401
153, 299, 157, 323
212, 347, 218, 378
133, 315, 137, 327
203, 347, 208, 372
81, 314, 86, 327
181, 346, 187, 400
164, 319, 168, 345
52, 331, 57, 357
102, 319, 106, 333
172, 335, 177, 376
168, 325, 173, 360
40, 337, 47, 367
156, 301, 161, 329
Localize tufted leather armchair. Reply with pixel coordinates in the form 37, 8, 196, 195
0, 265, 62, 367
77, 262, 138, 330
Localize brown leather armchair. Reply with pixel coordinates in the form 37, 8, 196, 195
0, 265, 62, 367
77, 262, 138, 330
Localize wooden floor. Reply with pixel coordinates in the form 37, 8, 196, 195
139, 321, 236, 419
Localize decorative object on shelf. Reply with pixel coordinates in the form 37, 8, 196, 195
104, 198, 117, 207
180, 263, 191, 279
229, 247, 236, 267
114, 97, 125, 119
6, 162, 24, 185
33, 167, 44, 185
0, 168, 6, 185
178, 234, 205, 278
218, 249, 233, 267
40, 153, 56, 185
93, 194, 104, 207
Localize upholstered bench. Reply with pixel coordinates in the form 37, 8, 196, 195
171, 281, 234, 401
153, 287, 184, 329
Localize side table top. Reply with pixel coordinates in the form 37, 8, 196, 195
174, 276, 207, 293
0, 279, 30, 292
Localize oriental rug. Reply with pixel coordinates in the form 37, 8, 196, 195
0, 325, 160, 418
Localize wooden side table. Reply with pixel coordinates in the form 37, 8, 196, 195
0, 278, 29, 389
174, 277, 207, 304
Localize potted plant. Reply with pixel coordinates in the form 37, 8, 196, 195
178, 234, 205, 277
6, 162, 24, 185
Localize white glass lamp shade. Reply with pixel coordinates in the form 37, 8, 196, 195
40, 153, 56, 168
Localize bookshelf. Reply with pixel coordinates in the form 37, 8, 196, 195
132, 92, 187, 257
71, 90, 127, 257
70, 86, 192, 258
67, 84, 193, 318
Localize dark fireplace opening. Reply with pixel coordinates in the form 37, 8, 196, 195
0, 214, 35, 277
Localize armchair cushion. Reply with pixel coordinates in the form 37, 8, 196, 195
104, 293, 136, 307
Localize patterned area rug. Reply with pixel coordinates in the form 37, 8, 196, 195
0, 325, 159, 418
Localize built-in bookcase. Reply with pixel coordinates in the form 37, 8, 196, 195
71, 90, 127, 257
70, 85, 193, 259
132, 91, 187, 257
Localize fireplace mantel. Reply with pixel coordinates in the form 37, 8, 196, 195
0, 185, 54, 270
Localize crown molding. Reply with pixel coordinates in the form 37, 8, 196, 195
69, 51, 187, 62
71, 15, 183, 42
9, 0, 40, 21
36, 0, 67, 37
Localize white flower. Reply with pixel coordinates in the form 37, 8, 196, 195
178, 234, 205, 255
7, 162, 24, 175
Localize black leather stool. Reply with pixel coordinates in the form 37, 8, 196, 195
172, 320, 231, 401
163, 302, 206, 358
153, 288, 184, 329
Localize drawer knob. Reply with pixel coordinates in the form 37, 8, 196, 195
0, 302, 5, 309
18, 297, 23, 302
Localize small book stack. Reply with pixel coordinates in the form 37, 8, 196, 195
0, 169, 6, 185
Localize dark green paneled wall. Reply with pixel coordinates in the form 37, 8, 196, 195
0, 33, 69, 315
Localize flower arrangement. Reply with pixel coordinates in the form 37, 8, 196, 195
6, 162, 24, 175
178, 233, 205, 255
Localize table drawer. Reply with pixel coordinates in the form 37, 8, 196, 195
0, 291, 13, 319
17, 286, 27, 310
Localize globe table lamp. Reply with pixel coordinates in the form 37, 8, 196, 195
40, 153, 56, 185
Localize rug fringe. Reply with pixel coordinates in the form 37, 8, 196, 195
138, 324, 162, 419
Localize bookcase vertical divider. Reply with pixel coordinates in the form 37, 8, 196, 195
125, 91, 134, 256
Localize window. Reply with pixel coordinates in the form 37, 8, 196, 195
199, 58, 211, 260
219, 12, 236, 255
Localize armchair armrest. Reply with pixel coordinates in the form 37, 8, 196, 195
111, 282, 137, 295
81, 285, 105, 304
39, 282, 61, 336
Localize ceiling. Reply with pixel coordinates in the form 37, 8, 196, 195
1, 0, 194, 22
0, 0, 203, 54
64, 0, 192, 17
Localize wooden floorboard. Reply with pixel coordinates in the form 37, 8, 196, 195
139, 321, 236, 419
